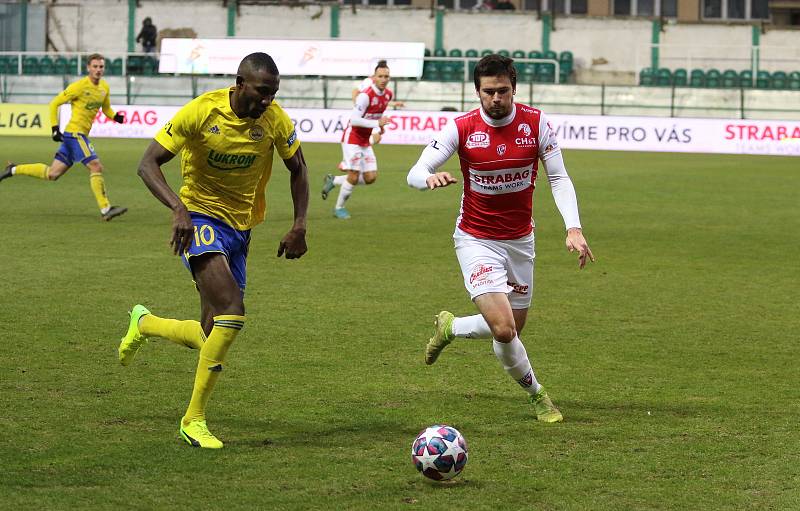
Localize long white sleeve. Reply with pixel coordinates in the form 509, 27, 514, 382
537, 112, 581, 230
542, 153, 581, 230
350, 92, 379, 129
407, 119, 460, 189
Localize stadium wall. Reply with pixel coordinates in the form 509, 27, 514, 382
38, 1, 799, 80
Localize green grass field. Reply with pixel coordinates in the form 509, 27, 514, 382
1, 136, 798, 510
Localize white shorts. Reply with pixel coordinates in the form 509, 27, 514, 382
453, 227, 535, 309
341, 143, 377, 173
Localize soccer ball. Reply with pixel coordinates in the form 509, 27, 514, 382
411, 425, 468, 481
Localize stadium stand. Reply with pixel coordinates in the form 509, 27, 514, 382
639, 66, 800, 90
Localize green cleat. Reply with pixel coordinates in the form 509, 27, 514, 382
425, 311, 455, 365
530, 387, 563, 423
179, 419, 223, 449
321, 174, 335, 200
118, 304, 151, 366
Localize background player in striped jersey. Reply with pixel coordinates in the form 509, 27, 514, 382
407, 54, 594, 422
351, 60, 405, 110
321, 61, 393, 219
0, 53, 127, 221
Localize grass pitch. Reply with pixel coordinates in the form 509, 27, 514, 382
0, 136, 798, 510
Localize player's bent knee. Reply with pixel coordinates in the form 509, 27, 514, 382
492, 325, 517, 343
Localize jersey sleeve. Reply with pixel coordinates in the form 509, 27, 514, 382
406, 118, 459, 189
154, 98, 202, 155
100, 82, 116, 120
49, 81, 79, 127
537, 112, 562, 162
275, 108, 300, 160
350, 93, 379, 129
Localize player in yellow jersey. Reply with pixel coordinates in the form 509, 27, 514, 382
0, 53, 127, 221
117, 52, 310, 449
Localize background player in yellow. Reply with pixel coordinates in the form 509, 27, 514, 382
118, 52, 310, 449
0, 53, 127, 221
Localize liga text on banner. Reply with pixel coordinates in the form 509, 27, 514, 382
0, 104, 50, 136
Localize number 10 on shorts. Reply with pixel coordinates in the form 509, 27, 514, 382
193, 224, 216, 246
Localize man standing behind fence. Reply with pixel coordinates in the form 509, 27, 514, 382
0, 53, 127, 221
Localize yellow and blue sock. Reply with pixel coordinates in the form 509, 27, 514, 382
139, 314, 206, 350
14, 163, 50, 180
182, 315, 245, 425
89, 173, 110, 212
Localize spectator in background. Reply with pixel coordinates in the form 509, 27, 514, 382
137, 17, 158, 53
494, 0, 516, 9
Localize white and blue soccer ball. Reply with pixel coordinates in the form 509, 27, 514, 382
411, 424, 468, 481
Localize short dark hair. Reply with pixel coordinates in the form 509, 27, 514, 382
86, 53, 104, 65
374, 60, 389, 73
238, 52, 279, 77
473, 54, 516, 90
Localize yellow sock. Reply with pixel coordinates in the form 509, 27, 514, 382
14, 163, 50, 180
183, 315, 245, 425
89, 173, 110, 211
139, 315, 206, 350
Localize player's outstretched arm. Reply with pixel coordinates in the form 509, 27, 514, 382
278, 146, 309, 260
407, 119, 459, 190
566, 228, 595, 269
137, 140, 192, 255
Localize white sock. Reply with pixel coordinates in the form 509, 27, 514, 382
452, 314, 492, 339
333, 175, 347, 186
10, 166, 17, 175
492, 337, 541, 395
335, 181, 354, 209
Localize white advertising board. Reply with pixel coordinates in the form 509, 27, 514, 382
62, 105, 800, 157
158, 38, 425, 78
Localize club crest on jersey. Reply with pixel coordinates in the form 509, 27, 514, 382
249, 125, 264, 141
465, 131, 490, 149
371, 97, 379, 106
518, 123, 532, 137
497, 144, 506, 156
208, 125, 220, 135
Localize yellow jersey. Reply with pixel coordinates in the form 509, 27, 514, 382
49, 76, 116, 134
154, 88, 300, 230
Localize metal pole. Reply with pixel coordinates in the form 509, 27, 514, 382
670, 83, 675, 117
20, 0, 28, 52
740, 86, 745, 119
127, 0, 136, 53
601, 83, 605, 116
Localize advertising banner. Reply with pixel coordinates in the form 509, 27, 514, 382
50, 104, 800, 157
158, 39, 425, 78
0, 104, 50, 136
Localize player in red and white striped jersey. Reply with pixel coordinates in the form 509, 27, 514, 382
321, 61, 394, 219
407, 54, 594, 422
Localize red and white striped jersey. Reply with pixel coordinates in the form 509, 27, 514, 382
452, 103, 559, 239
342, 85, 393, 147
407, 103, 579, 240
